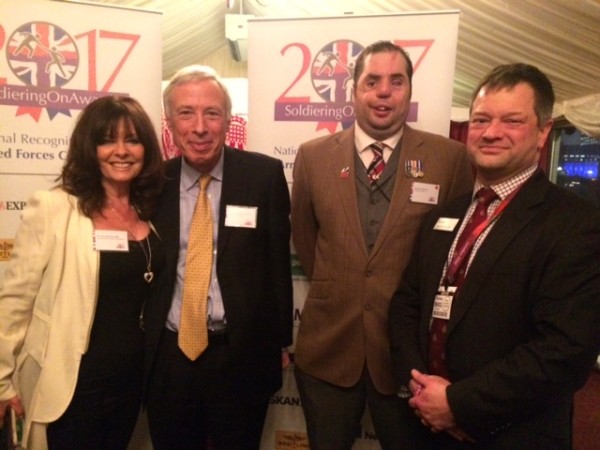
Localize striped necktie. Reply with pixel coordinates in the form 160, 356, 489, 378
366, 142, 385, 185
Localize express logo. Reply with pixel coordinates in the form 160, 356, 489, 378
7, 22, 78, 89
0, 200, 27, 210
311, 40, 363, 104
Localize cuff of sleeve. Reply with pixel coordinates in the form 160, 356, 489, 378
397, 385, 412, 399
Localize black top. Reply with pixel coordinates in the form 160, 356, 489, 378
78, 230, 165, 381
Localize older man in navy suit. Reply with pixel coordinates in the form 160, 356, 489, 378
144, 65, 293, 450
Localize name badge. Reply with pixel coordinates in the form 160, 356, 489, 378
225, 205, 258, 228
432, 286, 457, 320
433, 217, 459, 232
410, 182, 440, 205
93, 229, 128, 251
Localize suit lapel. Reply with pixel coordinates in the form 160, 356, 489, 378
332, 127, 370, 257
421, 197, 471, 328
156, 158, 183, 269
371, 126, 424, 256
217, 147, 241, 258
448, 173, 550, 332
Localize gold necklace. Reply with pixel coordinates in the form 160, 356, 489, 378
108, 204, 154, 283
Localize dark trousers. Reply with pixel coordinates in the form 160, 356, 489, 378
47, 366, 142, 450
146, 329, 270, 450
295, 365, 428, 450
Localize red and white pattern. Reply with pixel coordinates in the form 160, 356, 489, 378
366, 142, 385, 184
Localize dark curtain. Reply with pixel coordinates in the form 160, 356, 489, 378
449, 120, 469, 145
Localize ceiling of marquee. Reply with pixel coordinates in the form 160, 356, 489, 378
83, 0, 600, 107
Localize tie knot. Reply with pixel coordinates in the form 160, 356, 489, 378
369, 142, 384, 157
476, 187, 497, 207
200, 174, 212, 191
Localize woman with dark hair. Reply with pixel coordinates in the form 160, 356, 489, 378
0, 95, 165, 450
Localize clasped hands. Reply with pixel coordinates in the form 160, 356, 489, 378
408, 369, 474, 443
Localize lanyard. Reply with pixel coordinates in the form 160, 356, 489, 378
445, 186, 521, 285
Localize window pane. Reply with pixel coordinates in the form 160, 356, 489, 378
555, 129, 600, 208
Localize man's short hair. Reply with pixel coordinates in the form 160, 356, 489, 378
353, 40, 414, 87
471, 63, 555, 125
162, 65, 232, 120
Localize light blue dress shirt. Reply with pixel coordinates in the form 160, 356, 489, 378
166, 152, 226, 331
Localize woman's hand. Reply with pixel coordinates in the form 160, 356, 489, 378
0, 396, 24, 423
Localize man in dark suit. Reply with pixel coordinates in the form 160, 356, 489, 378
291, 41, 473, 450
144, 65, 293, 450
389, 63, 600, 449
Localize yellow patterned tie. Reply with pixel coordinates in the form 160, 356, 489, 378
179, 174, 213, 360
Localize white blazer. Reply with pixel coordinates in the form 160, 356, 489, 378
0, 188, 99, 449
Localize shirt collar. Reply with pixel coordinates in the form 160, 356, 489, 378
473, 164, 538, 200
354, 124, 404, 154
181, 149, 225, 191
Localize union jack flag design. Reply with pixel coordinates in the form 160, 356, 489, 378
7, 22, 78, 88
311, 40, 363, 103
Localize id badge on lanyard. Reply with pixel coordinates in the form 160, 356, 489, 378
432, 286, 457, 320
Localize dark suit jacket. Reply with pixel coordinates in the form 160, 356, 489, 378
144, 146, 293, 400
292, 125, 473, 394
389, 171, 600, 448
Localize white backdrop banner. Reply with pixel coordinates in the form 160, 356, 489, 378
248, 12, 459, 450
0, 0, 162, 278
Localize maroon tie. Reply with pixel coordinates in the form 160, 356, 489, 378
366, 142, 385, 185
428, 188, 497, 378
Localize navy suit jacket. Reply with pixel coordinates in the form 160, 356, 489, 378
144, 146, 293, 400
390, 171, 600, 448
